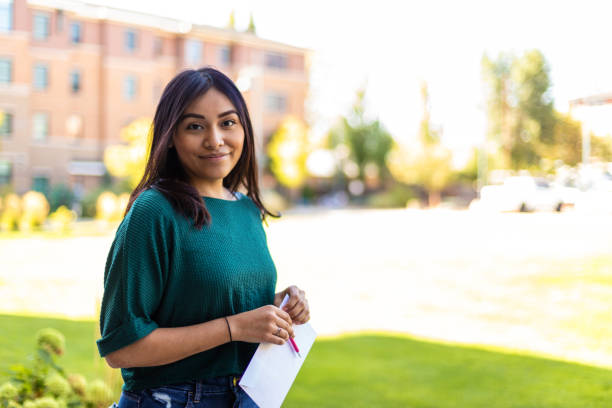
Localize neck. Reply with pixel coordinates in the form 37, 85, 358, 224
195, 183, 234, 200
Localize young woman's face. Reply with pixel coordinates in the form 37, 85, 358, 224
172, 87, 244, 193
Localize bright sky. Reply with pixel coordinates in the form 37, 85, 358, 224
101, 0, 612, 165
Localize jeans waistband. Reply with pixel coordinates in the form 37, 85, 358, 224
164, 376, 241, 402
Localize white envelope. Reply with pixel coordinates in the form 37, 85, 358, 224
239, 322, 317, 408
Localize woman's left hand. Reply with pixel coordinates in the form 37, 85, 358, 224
274, 285, 310, 325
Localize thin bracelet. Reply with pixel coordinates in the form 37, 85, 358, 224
224, 316, 233, 342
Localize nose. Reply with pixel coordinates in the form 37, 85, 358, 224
204, 126, 224, 149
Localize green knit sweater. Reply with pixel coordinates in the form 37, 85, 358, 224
96, 188, 277, 391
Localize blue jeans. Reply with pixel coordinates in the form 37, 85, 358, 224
115, 376, 258, 408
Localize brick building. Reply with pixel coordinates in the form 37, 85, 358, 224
0, 0, 310, 196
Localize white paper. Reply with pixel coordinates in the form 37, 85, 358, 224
239, 296, 317, 408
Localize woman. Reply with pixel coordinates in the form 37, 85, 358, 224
97, 67, 310, 408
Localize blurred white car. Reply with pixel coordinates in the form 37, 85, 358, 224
477, 176, 569, 212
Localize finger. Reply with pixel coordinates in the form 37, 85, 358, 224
283, 287, 304, 313
275, 307, 293, 326
267, 333, 285, 345
294, 308, 310, 325
275, 316, 295, 338
291, 306, 307, 323
286, 295, 307, 318
280, 289, 298, 312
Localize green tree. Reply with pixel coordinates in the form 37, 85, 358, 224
590, 133, 612, 162
549, 111, 582, 167
386, 83, 454, 207
247, 12, 256, 34
481, 52, 513, 168
482, 50, 556, 171
328, 89, 394, 192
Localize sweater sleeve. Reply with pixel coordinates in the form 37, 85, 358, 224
96, 190, 173, 357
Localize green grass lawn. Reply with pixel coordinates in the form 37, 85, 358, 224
2, 315, 612, 407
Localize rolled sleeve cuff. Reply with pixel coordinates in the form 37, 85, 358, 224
96, 317, 159, 357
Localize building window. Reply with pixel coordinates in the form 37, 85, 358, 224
123, 75, 137, 101
70, 22, 82, 44
265, 92, 287, 113
185, 39, 202, 65
0, 111, 13, 138
153, 36, 163, 56
0, 58, 11, 83
0, 0, 14, 32
265, 52, 288, 70
125, 29, 137, 53
32, 175, 49, 195
0, 160, 11, 186
33, 64, 49, 90
33, 13, 50, 40
219, 45, 231, 66
70, 69, 80, 93
33, 112, 49, 141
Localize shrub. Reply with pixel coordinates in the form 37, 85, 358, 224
0, 193, 21, 231
366, 184, 417, 208
2, 328, 114, 408
19, 192, 49, 232
48, 185, 74, 213
48, 206, 77, 233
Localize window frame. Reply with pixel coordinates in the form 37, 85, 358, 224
125, 29, 137, 53
32, 112, 50, 142
185, 39, 202, 65
70, 69, 81, 93
123, 75, 137, 101
0, 0, 14, 32
33, 63, 49, 90
265, 92, 288, 113
265, 52, 288, 70
33, 12, 51, 40
0, 58, 12, 84
0, 111, 13, 139
70, 21, 82, 44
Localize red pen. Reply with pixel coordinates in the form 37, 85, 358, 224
280, 294, 302, 358
289, 337, 302, 358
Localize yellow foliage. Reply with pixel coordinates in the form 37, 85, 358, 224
387, 141, 453, 193
19, 191, 49, 231
96, 192, 118, 222
0, 193, 21, 231
49, 205, 77, 232
104, 118, 152, 188
95, 191, 129, 222
267, 116, 311, 189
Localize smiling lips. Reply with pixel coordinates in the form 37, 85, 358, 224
199, 153, 229, 160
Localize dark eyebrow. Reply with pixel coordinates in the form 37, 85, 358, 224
179, 110, 238, 122
218, 110, 239, 118
179, 113, 205, 122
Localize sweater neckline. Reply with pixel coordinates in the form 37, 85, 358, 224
202, 192, 245, 202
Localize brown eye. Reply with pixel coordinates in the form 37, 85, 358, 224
187, 123, 204, 130
222, 119, 236, 127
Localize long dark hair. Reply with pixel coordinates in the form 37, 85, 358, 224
125, 67, 278, 228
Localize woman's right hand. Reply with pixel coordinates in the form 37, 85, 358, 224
228, 305, 294, 345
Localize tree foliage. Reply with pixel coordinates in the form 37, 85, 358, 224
482, 50, 558, 170
247, 12, 256, 34
328, 89, 394, 190
267, 116, 311, 189
386, 82, 453, 206
103, 118, 152, 189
